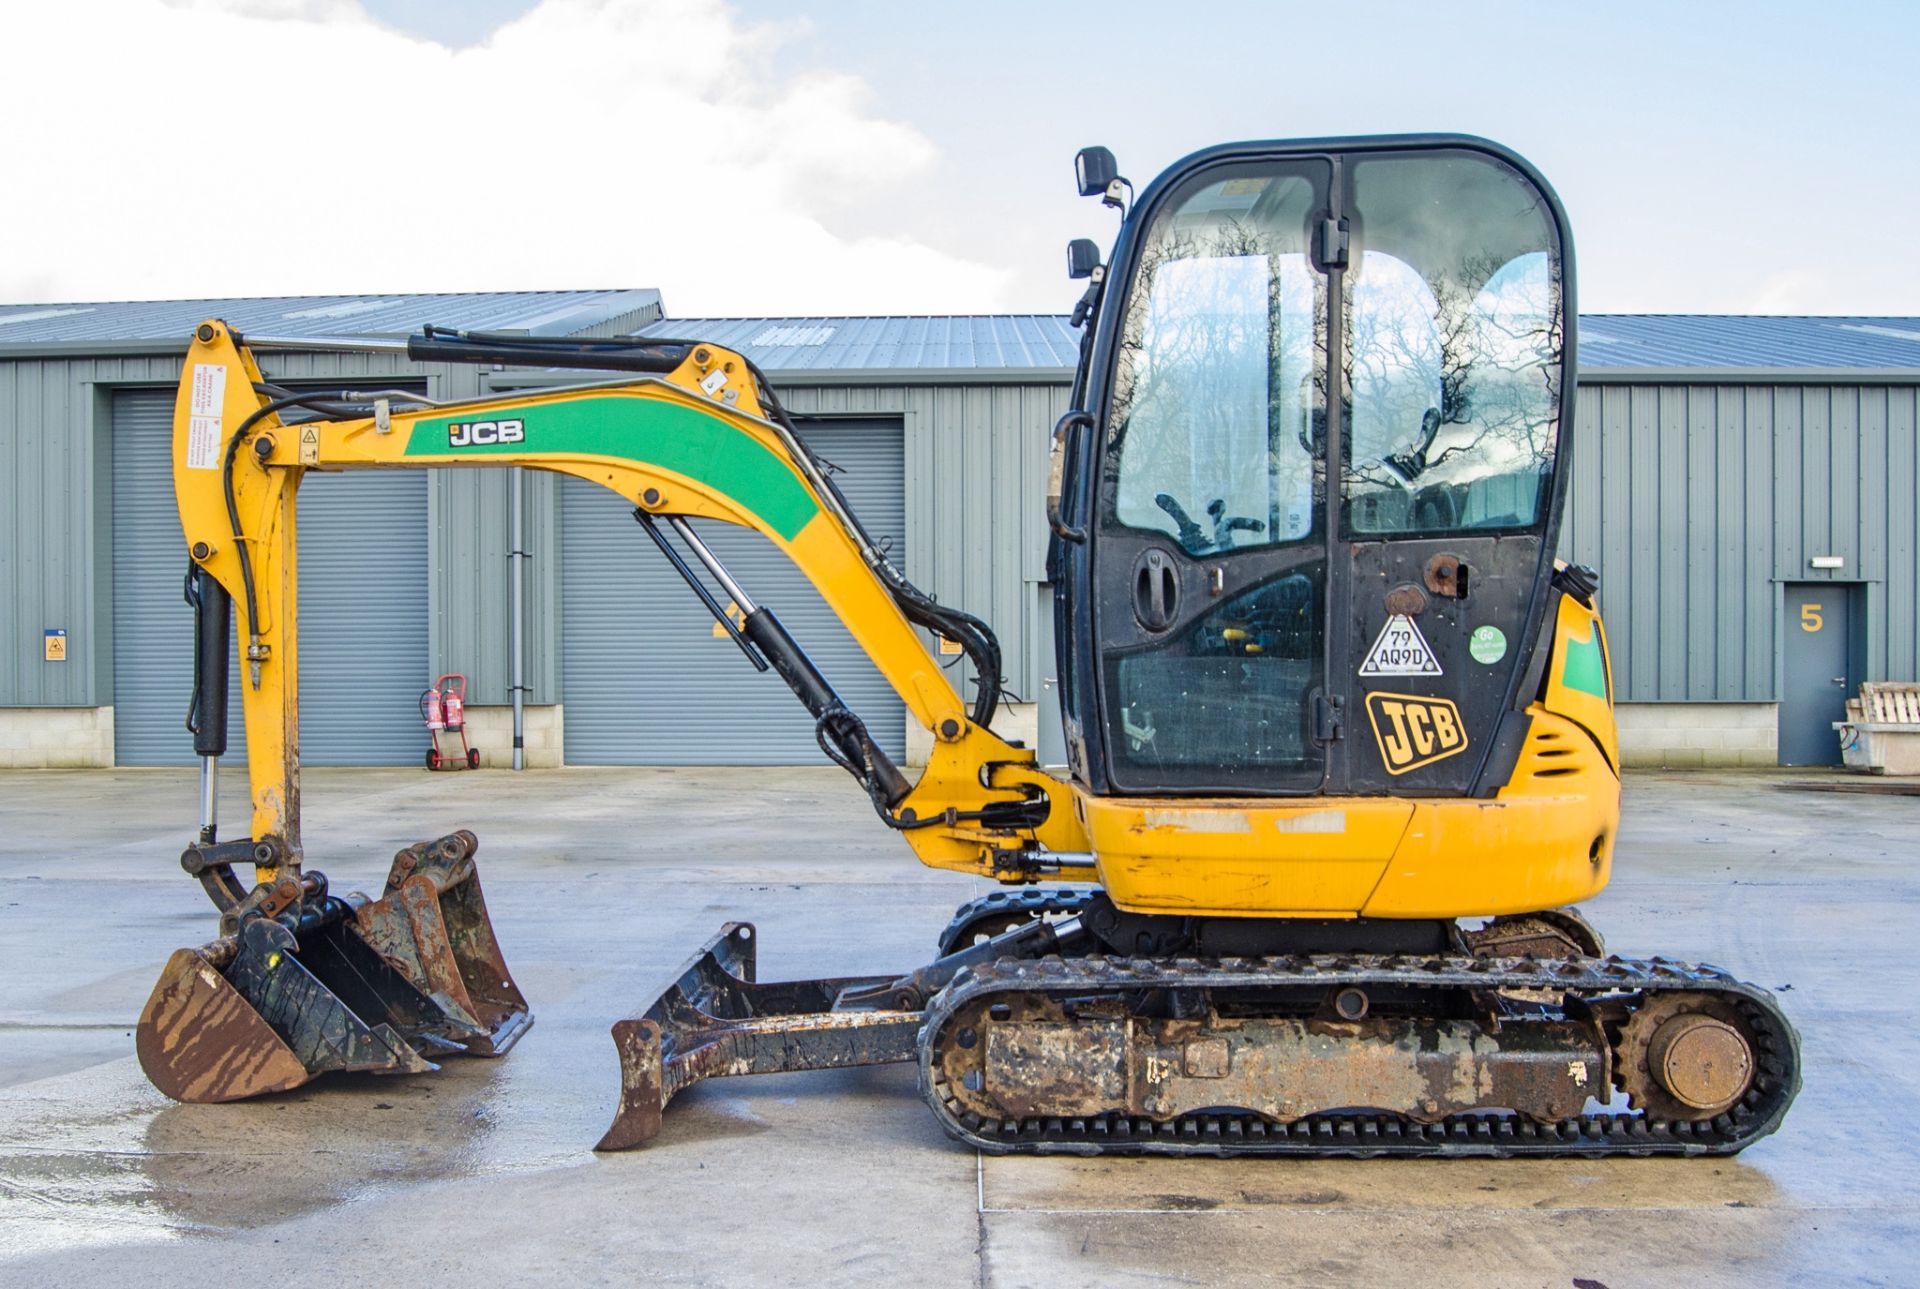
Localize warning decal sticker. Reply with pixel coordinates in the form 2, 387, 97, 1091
188, 363, 226, 417
1358, 613, 1443, 676
186, 416, 222, 471
186, 363, 227, 471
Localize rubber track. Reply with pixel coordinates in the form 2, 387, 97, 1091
916, 951, 1801, 1157
935, 886, 1100, 957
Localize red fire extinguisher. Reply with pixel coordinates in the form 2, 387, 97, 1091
420, 674, 479, 770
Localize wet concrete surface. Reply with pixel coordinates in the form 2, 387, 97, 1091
0, 765, 1913, 1286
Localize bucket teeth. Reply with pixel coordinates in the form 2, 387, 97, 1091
137, 830, 531, 1104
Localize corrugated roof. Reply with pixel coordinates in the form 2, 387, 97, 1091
0, 289, 662, 344
642, 313, 1920, 377
633, 315, 1081, 375
1575, 314, 1920, 371
3, 295, 1916, 376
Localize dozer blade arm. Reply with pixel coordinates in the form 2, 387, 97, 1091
598, 924, 921, 1151
599, 913, 1081, 1150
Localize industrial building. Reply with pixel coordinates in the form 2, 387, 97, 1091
2, 296, 1914, 770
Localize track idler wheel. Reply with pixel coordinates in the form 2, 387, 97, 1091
1614, 992, 1757, 1121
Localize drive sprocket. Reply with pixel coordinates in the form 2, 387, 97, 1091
1611, 991, 1757, 1122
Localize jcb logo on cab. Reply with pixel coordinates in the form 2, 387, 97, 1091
448, 419, 525, 447
1365, 692, 1468, 774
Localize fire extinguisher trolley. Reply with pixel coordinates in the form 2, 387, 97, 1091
421, 674, 480, 770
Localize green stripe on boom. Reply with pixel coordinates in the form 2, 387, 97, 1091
405, 396, 818, 540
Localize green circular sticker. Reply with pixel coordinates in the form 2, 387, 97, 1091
1469, 625, 1507, 664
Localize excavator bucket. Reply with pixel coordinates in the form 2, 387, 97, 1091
597, 923, 921, 1150
137, 831, 530, 1103
353, 831, 532, 1056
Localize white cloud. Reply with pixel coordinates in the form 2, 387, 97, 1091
0, 0, 1014, 314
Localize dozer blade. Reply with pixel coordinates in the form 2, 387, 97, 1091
354, 831, 532, 1057
137, 830, 530, 1104
597, 922, 921, 1151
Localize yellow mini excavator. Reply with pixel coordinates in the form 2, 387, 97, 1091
138, 135, 1799, 1156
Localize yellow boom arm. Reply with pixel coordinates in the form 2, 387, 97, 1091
173, 322, 1091, 888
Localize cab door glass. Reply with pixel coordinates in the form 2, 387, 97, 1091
1108, 168, 1324, 554
1097, 161, 1330, 790
1343, 154, 1563, 535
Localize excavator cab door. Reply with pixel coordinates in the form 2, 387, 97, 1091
1058, 137, 1574, 797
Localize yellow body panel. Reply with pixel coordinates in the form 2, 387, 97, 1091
1084, 797, 1412, 916
1081, 597, 1622, 920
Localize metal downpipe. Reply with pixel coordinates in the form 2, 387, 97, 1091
510, 466, 527, 771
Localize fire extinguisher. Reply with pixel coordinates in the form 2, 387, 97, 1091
421, 674, 479, 770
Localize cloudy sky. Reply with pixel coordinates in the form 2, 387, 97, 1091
2, 0, 1915, 317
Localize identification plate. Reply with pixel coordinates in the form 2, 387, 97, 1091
1359, 613, 1442, 676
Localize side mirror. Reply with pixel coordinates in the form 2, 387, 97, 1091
1075, 146, 1118, 198
1066, 238, 1102, 281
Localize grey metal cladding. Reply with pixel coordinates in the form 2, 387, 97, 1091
432, 468, 559, 707
654, 313, 1920, 378
109, 388, 433, 766
773, 382, 1071, 701
3, 352, 189, 708
1558, 383, 1920, 703
558, 418, 907, 764
10, 305, 1920, 723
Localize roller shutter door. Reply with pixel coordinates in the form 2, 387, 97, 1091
560, 418, 906, 764
111, 388, 430, 766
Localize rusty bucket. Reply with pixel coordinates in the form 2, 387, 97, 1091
354, 831, 532, 1056
136, 831, 530, 1103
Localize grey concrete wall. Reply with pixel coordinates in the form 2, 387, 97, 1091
1615, 701, 1778, 767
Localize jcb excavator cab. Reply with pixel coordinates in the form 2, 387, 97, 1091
1053, 136, 1584, 801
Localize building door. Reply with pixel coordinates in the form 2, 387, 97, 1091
111, 388, 431, 767
1779, 583, 1857, 766
559, 417, 907, 765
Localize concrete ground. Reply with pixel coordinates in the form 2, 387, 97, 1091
0, 765, 1913, 1288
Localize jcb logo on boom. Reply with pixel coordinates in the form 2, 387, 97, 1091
1365, 691, 1468, 774
447, 419, 525, 448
